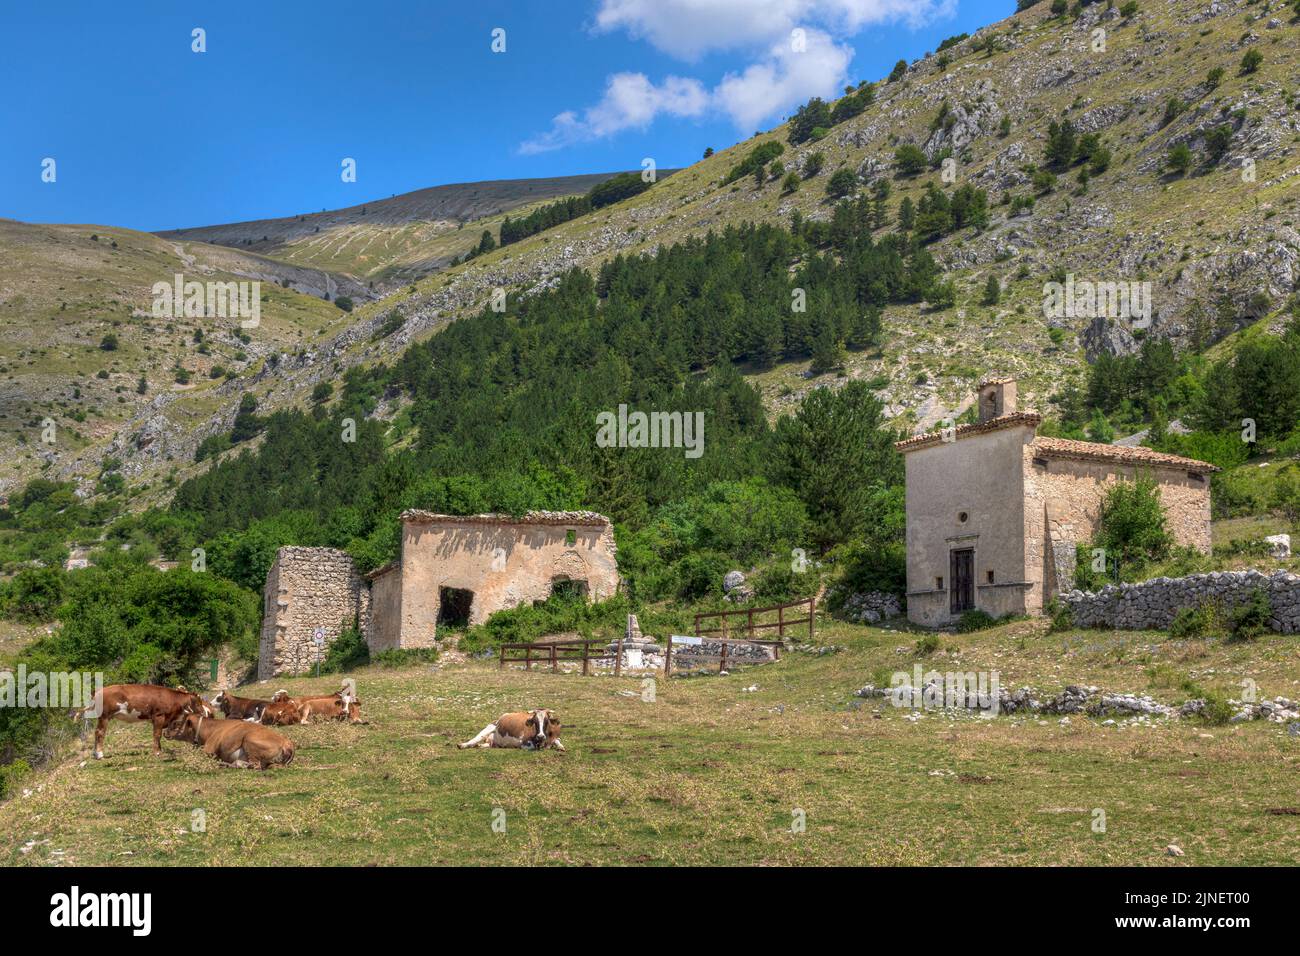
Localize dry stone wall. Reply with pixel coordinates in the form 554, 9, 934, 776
1060, 569, 1300, 634
259, 546, 369, 680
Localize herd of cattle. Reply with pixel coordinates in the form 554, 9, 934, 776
80, 682, 563, 770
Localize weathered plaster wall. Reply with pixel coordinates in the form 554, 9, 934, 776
365, 563, 402, 653
258, 547, 369, 680
903, 423, 1036, 627
397, 511, 619, 639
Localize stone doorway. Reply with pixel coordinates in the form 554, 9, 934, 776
438, 587, 474, 628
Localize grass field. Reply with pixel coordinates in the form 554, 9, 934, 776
4, 616, 1299, 866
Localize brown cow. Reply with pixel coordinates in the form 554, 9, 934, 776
82, 684, 214, 759
211, 690, 272, 722
165, 714, 295, 770
296, 690, 363, 724
458, 709, 563, 751
258, 691, 305, 726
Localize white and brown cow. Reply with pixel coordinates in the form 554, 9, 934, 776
458, 709, 564, 751
82, 684, 214, 759
211, 689, 272, 722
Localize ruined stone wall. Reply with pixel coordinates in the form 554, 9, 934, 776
397, 511, 620, 639
258, 546, 369, 680
1023, 452, 1212, 609
1061, 569, 1300, 633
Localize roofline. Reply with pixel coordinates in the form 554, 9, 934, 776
1032, 439, 1219, 474
399, 509, 613, 527
894, 412, 1042, 453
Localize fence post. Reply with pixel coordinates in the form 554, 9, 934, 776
525, 646, 532, 671
778, 603, 784, 639
664, 637, 672, 676
693, 613, 701, 638
582, 641, 590, 677
499, 645, 505, 670
550, 643, 558, 672
746, 608, 754, 638
719, 640, 728, 674
809, 598, 815, 641
614, 635, 624, 679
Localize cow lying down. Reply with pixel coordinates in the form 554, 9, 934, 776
459, 710, 564, 751
166, 714, 295, 769
211, 689, 272, 722
263, 686, 363, 725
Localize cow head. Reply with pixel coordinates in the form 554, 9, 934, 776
528, 709, 557, 749
164, 713, 203, 742
185, 693, 214, 718
212, 690, 230, 714
271, 690, 291, 703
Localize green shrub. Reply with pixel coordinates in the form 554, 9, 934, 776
4, 566, 66, 622
320, 625, 369, 673
370, 647, 439, 668
1046, 598, 1073, 632
956, 609, 998, 633
1196, 688, 1237, 726
1227, 588, 1272, 643
915, 633, 941, 656
1170, 601, 1224, 640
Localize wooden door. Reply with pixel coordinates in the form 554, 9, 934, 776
950, 549, 974, 614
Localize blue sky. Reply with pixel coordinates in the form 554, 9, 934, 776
0, 0, 1013, 231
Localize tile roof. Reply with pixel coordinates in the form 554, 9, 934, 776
893, 412, 1043, 452
1031, 436, 1218, 474
400, 510, 612, 527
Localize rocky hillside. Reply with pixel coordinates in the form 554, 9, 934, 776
5, 0, 1299, 501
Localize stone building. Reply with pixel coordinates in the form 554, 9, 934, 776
894, 379, 1217, 628
259, 511, 619, 678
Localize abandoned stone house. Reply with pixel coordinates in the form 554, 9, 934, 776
895, 379, 1217, 628
258, 510, 619, 679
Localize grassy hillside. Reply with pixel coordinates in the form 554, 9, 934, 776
0, 220, 370, 497
5, 0, 1297, 505
5, 616, 1300, 866
156, 172, 649, 288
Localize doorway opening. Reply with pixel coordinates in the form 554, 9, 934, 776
949, 549, 975, 614
438, 587, 474, 628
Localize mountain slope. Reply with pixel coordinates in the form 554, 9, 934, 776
5, 0, 1299, 501
155, 172, 661, 289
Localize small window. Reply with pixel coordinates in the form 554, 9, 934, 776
958, 511, 968, 523
936, 576, 944, 590
987, 570, 995, 584
565, 528, 577, 546
1033, 457, 1049, 469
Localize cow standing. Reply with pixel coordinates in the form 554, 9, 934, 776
459, 709, 564, 751
82, 684, 213, 759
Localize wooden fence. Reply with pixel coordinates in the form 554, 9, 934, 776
693, 596, 815, 642
498, 638, 625, 677
662, 597, 815, 676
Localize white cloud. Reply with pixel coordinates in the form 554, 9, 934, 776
521, 0, 953, 152
714, 29, 852, 133
593, 0, 953, 60
520, 72, 709, 154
